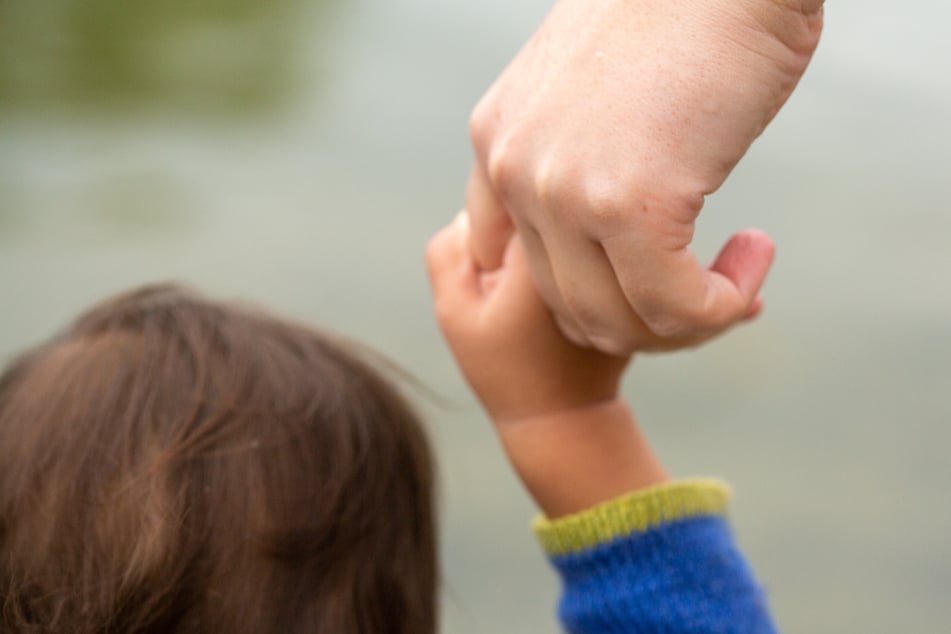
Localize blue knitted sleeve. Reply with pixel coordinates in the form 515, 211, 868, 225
533, 480, 778, 634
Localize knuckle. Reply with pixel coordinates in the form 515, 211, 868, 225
486, 133, 524, 203
533, 159, 597, 232
468, 96, 495, 152
535, 164, 642, 234
534, 158, 576, 217
584, 177, 647, 232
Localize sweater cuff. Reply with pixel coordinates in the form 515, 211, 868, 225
533, 478, 731, 557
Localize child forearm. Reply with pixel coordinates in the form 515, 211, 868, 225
499, 400, 780, 634
492, 399, 668, 519
428, 219, 780, 633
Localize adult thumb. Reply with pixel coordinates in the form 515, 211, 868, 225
709, 229, 776, 309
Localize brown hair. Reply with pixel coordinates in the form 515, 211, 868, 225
0, 284, 437, 633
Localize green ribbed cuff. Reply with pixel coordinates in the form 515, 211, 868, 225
533, 478, 732, 557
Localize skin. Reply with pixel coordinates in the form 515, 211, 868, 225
467, 0, 822, 355
427, 213, 671, 518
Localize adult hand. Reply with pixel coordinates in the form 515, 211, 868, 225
468, 0, 822, 354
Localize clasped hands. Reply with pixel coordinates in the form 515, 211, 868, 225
462, 0, 823, 355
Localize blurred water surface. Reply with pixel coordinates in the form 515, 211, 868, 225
1, 1, 950, 632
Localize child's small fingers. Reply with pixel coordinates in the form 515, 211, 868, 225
492, 237, 549, 318
426, 212, 482, 315
425, 213, 466, 287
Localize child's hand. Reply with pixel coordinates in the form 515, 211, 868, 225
428, 212, 670, 516
427, 212, 628, 424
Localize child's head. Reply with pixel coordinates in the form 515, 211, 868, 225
0, 285, 437, 633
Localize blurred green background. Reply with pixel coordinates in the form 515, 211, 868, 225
1, 1, 949, 632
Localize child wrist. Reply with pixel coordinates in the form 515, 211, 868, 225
489, 396, 628, 429
492, 399, 669, 518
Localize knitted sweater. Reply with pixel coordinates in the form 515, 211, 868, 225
534, 480, 777, 634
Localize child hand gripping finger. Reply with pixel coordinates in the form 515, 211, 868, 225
427, 211, 667, 518
427, 211, 626, 423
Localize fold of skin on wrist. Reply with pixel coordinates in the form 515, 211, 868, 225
492, 399, 669, 519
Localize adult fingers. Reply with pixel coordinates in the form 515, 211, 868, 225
508, 214, 589, 347
709, 229, 776, 308
602, 228, 775, 338
466, 167, 514, 272
544, 230, 649, 356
